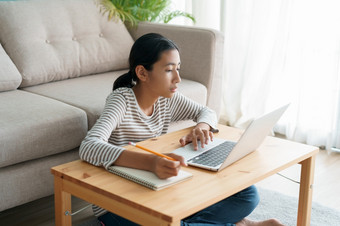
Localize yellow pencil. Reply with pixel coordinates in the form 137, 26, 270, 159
129, 142, 177, 161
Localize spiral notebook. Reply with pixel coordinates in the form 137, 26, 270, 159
108, 166, 193, 191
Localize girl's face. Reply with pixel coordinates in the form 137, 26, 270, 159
145, 49, 181, 98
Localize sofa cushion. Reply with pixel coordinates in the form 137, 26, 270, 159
23, 71, 123, 129
0, 44, 22, 92
0, 90, 88, 168
0, 149, 79, 212
0, 0, 134, 88
23, 71, 207, 129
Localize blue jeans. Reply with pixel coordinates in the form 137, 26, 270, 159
98, 185, 260, 226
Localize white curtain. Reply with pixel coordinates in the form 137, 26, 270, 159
170, 0, 340, 151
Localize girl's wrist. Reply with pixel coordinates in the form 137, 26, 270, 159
148, 154, 161, 173
196, 122, 210, 130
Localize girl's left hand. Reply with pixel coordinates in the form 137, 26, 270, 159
179, 123, 213, 150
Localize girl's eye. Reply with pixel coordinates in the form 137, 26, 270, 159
165, 67, 180, 72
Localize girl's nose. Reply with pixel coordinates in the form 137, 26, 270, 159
174, 70, 181, 83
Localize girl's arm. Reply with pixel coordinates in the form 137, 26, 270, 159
115, 150, 187, 179
169, 92, 217, 128
80, 91, 186, 178
79, 92, 127, 169
169, 92, 218, 149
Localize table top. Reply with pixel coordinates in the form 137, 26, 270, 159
51, 124, 319, 223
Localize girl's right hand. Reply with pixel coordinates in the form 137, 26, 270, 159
152, 153, 187, 179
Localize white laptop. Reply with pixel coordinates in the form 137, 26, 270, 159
172, 104, 289, 171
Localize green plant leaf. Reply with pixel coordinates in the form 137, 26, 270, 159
162, 10, 196, 24
96, 0, 195, 27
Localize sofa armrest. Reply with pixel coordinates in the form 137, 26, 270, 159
127, 22, 224, 116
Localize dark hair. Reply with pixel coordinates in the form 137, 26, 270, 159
113, 33, 179, 91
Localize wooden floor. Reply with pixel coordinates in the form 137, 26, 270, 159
0, 149, 339, 226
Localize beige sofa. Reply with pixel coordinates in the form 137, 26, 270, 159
0, 0, 224, 212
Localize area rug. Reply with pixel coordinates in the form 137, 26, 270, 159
249, 187, 340, 226
78, 187, 340, 226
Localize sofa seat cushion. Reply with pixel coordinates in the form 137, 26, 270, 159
23, 71, 207, 129
0, 44, 22, 92
23, 71, 124, 129
0, 148, 79, 212
0, 0, 133, 88
0, 90, 87, 168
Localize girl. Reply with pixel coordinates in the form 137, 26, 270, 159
80, 33, 283, 226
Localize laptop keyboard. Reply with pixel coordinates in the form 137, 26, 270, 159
187, 141, 236, 167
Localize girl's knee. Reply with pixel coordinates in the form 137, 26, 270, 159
242, 185, 260, 209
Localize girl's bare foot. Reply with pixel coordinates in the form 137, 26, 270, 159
236, 218, 285, 226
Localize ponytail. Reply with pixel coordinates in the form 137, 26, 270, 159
113, 71, 136, 91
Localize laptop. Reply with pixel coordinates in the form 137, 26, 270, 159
172, 104, 289, 171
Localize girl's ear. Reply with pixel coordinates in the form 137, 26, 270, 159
135, 65, 148, 82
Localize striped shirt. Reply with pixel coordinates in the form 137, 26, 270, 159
79, 87, 217, 217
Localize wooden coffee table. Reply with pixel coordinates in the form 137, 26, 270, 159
51, 124, 318, 225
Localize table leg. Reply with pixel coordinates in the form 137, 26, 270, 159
54, 176, 72, 226
297, 155, 316, 226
